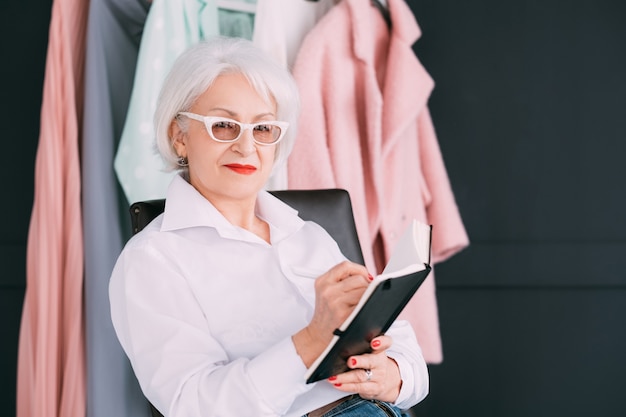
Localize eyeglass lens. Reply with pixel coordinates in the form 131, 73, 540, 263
211, 120, 281, 144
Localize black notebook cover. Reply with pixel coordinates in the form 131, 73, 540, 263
305, 264, 431, 384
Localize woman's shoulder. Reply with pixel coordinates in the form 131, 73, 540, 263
287, 219, 346, 260
120, 214, 176, 258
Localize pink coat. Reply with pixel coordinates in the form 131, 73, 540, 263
288, 0, 469, 363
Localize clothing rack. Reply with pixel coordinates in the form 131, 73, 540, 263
371, 0, 391, 28
216, 0, 256, 14
307, 0, 390, 26
306, 0, 388, 8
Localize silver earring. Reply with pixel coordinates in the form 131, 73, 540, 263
177, 156, 188, 167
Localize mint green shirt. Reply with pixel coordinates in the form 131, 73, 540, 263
115, 0, 256, 204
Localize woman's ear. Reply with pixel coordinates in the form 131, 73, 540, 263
169, 119, 187, 158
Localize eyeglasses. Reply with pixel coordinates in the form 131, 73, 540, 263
177, 112, 288, 145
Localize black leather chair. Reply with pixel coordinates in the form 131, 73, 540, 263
128, 188, 364, 417
130, 188, 364, 264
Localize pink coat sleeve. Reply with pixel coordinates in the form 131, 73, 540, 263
418, 109, 470, 264
288, 45, 337, 190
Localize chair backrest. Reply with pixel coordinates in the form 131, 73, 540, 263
129, 188, 364, 417
129, 188, 364, 264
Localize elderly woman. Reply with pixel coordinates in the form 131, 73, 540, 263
109, 37, 428, 417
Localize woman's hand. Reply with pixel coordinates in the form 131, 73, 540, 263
328, 335, 402, 403
292, 261, 371, 367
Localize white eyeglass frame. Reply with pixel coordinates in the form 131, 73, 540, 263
177, 112, 289, 145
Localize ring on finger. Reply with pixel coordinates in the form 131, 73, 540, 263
364, 369, 372, 382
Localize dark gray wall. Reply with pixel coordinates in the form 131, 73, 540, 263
406, 0, 626, 416
0, 1, 53, 416
3, 1, 625, 416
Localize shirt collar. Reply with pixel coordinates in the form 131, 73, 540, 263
160, 175, 305, 243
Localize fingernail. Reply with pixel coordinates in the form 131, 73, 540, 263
371, 339, 381, 348
367, 273, 374, 281
350, 358, 357, 366
334, 383, 342, 387
328, 376, 337, 381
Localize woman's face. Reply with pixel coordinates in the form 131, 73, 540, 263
171, 72, 278, 204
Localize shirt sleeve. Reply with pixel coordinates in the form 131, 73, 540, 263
109, 238, 314, 417
385, 320, 430, 409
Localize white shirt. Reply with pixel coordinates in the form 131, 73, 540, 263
252, 0, 338, 71
109, 175, 428, 417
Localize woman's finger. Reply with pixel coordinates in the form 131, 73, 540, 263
325, 260, 370, 284
370, 335, 393, 352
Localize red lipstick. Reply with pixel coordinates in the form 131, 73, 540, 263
224, 164, 257, 175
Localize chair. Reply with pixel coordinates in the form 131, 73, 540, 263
130, 188, 364, 264
128, 188, 364, 417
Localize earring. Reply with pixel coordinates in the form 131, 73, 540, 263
177, 156, 189, 167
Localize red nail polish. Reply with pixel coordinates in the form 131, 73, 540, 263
372, 339, 381, 348
367, 273, 374, 281
328, 376, 337, 381
350, 358, 357, 366
334, 383, 342, 387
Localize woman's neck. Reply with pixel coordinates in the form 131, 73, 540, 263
212, 198, 271, 244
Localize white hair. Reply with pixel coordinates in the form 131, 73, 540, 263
154, 36, 301, 176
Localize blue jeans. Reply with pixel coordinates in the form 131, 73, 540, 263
311, 395, 408, 417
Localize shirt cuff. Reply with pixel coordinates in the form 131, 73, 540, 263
246, 336, 313, 414
386, 351, 414, 407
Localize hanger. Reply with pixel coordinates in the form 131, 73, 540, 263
216, 0, 256, 14
303, 0, 390, 28
371, 0, 391, 29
